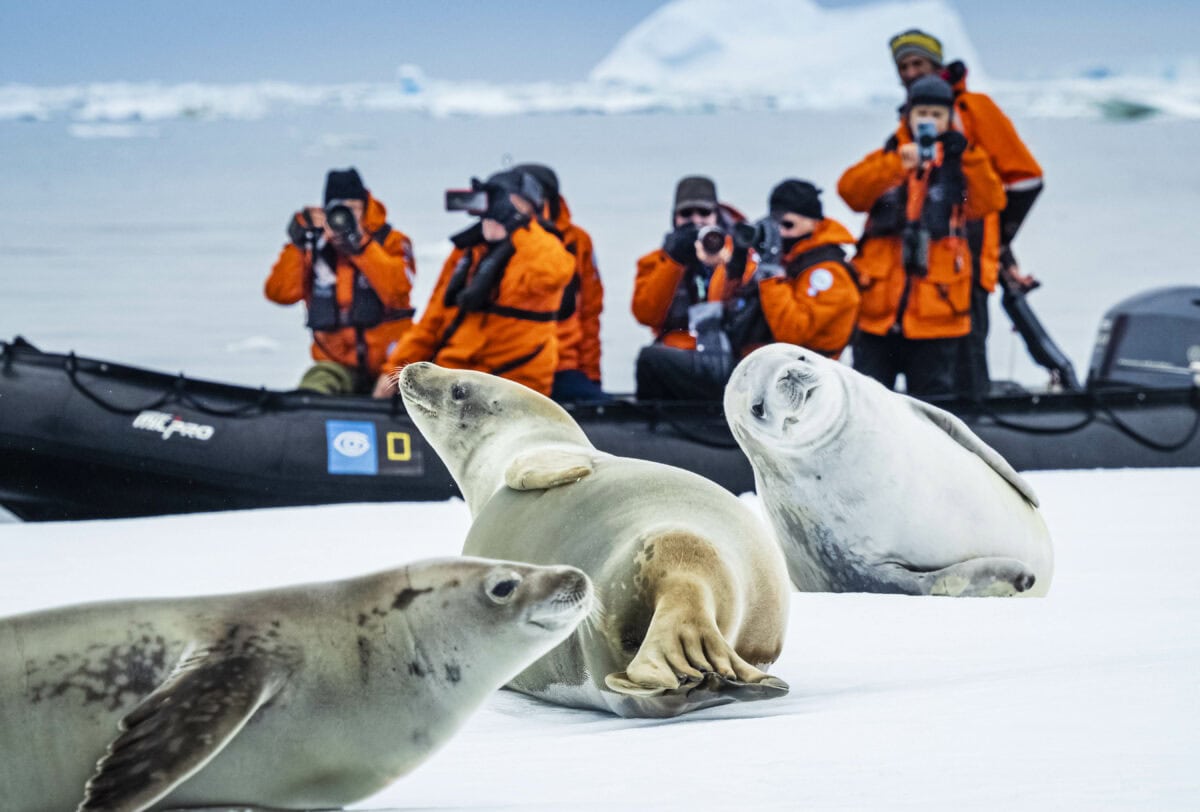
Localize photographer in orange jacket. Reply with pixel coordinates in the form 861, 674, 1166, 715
838, 75, 1006, 396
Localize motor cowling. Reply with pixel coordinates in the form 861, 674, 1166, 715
1088, 286, 1200, 389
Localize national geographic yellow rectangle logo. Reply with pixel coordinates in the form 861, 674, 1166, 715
386, 432, 412, 461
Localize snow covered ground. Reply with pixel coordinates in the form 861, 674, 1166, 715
1, 468, 1197, 809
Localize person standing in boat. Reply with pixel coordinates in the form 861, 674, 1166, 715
721, 180, 861, 362
631, 175, 749, 400
265, 168, 417, 395
512, 162, 608, 404
373, 168, 575, 398
838, 75, 1006, 397
888, 29, 1044, 398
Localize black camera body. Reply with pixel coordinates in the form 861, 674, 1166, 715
901, 222, 930, 277
445, 188, 489, 214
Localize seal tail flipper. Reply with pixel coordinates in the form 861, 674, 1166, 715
78, 645, 287, 812
916, 556, 1038, 597
504, 448, 594, 491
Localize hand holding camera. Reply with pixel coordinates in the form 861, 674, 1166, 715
483, 192, 528, 235
663, 223, 700, 265
937, 130, 967, 161
287, 209, 323, 248
915, 120, 938, 165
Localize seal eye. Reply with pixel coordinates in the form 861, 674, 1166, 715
751, 401, 765, 419
484, 571, 522, 604
451, 383, 469, 401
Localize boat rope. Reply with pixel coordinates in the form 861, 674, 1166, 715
1092, 390, 1200, 453
63, 353, 272, 418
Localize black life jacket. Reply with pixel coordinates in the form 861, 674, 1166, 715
304, 224, 414, 332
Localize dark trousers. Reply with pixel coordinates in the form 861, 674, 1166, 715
635, 344, 731, 401
957, 219, 991, 399
852, 332, 963, 397
551, 369, 611, 404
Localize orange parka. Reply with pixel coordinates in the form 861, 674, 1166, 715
632, 246, 750, 351
942, 71, 1043, 291
748, 218, 861, 358
384, 220, 575, 396
838, 134, 1006, 340
265, 194, 415, 376
551, 197, 604, 383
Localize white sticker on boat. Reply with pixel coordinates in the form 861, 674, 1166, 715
132, 410, 215, 441
332, 430, 372, 458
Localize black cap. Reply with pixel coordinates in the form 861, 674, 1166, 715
513, 163, 560, 202
485, 168, 545, 210
769, 179, 823, 220
324, 168, 367, 205
674, 175, 718, 212
907, 74, 954, 108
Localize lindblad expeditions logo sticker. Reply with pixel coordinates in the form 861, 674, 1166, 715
132, 410, 215, 441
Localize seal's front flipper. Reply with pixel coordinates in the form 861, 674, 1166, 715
918, 557, 1038, 597
504, 448, 594, 491
604, 671, 673, 697
79, 644, 287, 811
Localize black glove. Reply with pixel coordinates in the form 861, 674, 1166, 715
456, 239, 515, 312
287, 212, 314, 247
938, 130, 968, 161
663, 224, 699, 265
484, 193, 528, 233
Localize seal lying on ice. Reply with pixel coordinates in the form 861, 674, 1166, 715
399, 362, 791, 718
724, 343, 1053, 597
0, 557, 591, 811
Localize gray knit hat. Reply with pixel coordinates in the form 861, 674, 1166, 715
907, 74, 954, 108
673, 175, 718, 212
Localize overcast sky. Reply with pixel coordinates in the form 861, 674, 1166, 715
2, 0, 1196, 84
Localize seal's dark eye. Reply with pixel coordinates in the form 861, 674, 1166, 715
751, 401, 765, 418
451, 384, 469, 401
484, 570, 522, 604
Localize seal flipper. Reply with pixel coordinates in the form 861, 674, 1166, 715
905, 397, 1040, 507
79, 645, 287, 812
504, 448, 594, 491
921, 557, 1038, 597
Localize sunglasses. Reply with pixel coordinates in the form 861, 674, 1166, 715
777, 217, 806, 230
676, 207, 715, 218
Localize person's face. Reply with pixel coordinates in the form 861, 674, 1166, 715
511, 193, 536, 217
775, 212, 819, 241
674, 205, 718, 229
896, 54, 937, 87
908, 104, 951, 135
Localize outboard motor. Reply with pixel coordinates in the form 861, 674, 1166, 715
1088, 286, 1200, 389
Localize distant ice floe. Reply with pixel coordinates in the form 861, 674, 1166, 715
2, 0, 1198, 132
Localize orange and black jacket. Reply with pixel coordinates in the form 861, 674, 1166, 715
723, 219, 862, 359
550, 197, 604, 383
945, 65, 1043, 290
265, 194, 415, 377
838, 132, 1006, 340
384, 219, 575, 396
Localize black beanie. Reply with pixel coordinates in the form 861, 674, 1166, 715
907, 75, 954, 108
513, 163, 560, 202
324, 168, 367, 205
769, 179, 823, 220
485, 168, 545, 209
674, 175, 718, 211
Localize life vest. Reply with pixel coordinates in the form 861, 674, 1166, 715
304, 224, 415, 332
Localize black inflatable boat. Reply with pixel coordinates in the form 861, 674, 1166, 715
2, 287, 1198, 522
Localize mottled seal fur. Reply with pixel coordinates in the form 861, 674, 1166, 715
724, 343, 1053, 597
0, 556, 591, 811
399, 362, 791, 718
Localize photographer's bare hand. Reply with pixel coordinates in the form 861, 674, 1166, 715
898, 143, 920, 170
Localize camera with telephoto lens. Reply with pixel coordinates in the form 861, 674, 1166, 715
697, 225, 726, 255
732, 220, 764, 250
324, 201, 360, 244
915, 120, 938, 164
445, 180, 489, 214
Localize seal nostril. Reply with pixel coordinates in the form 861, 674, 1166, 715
451, 384, 468, 401
751, 401, 765, 419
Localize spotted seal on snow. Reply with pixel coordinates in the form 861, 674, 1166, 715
0, 556, 591, 811
724, 343, 1053, 597
399, 362, 791, 718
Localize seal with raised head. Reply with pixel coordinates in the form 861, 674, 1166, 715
724, 343, 1054, 597
0, 556, 591, 812
399, 362, 791, 718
